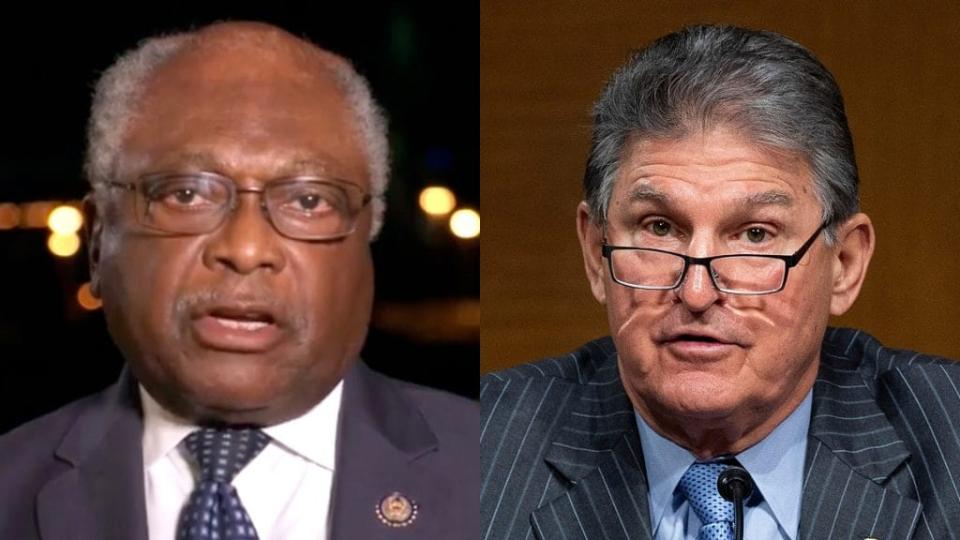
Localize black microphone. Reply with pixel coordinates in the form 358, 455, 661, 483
717, 465, 754, 540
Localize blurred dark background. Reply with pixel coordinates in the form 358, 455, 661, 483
0, 3, 478, 434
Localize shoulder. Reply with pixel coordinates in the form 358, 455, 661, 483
0, 390, 103, 460
481, 336, 616, 399
361, 366, 478, 452
822, 327, 959, 387
0, 390, 107, 530
479, 337, 617, 447
392, 375, 479, 446
822, 327, 960, 423
825, 328, 960, 530
823, 326, 960, 445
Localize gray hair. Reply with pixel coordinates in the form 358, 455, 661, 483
584, 24, 858, 243
85, 28, 390, 237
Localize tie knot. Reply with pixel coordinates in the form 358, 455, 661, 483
679, 462, 734, 530
183, 427, 270, 484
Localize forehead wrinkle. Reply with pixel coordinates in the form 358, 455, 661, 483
283, 157, 343, 177
625, 181, 793, 210
169, 151, 221, 170
155, 150, 346, 178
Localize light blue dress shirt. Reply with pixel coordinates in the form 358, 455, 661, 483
636, 390, 812, 540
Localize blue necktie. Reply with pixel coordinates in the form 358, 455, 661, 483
678, 462, 735, 540
176, 427, 270, 540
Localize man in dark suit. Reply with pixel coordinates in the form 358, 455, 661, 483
481, 25, 960, 540
0, 21, 477, 539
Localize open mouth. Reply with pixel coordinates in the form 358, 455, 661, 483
659, 330, 740, 360
207, 308, 276, 331
670, 334, 729, 345
190, 305, 283, 352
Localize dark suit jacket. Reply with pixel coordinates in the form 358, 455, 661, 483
480, 328, 960, 540
0, 361, 479, 540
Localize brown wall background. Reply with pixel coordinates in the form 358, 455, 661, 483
481, 1, 960, 372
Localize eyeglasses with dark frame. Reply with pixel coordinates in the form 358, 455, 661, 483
601, 224, 826, 295
102, 171, 373, 241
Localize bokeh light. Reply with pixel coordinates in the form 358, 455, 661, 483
0, 203, 20, 230
77, 282, 102, 310
22, 201, 56, 228
47, 232, 81, 257
449, 208, 479, 239
47, 205, 83, 235
419, 186, 457, 216
47, 205, 84, 235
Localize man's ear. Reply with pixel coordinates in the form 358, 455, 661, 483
576, 201, 607, 304
82, 194, 104, 298
829, 212, 875, 316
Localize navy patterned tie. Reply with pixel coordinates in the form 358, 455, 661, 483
678, 462, 735, 540
176, 427, 270, 540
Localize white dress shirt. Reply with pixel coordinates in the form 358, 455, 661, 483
140, 382, 343, 540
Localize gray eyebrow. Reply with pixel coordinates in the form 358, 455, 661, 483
627, 183, 670, 204
166, 152, 338, 177
740, 190, 794, 209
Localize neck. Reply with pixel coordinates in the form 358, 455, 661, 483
631, 374, 816, 460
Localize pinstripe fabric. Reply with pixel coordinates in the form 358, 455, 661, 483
480, 327, 960, 540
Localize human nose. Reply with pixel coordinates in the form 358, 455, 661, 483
673, 259, 721, 312
201, 191, 286, 275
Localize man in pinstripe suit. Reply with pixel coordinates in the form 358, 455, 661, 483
481, 25, 960, 540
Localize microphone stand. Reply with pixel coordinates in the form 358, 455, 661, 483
717, 465, 754, 540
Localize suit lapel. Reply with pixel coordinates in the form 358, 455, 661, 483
799, 345, 921, 540
329, 362, 440, 540
36, 368, 149, 540
533, 350, 653, 540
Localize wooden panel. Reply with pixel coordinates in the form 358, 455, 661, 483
481, 1, 960, 372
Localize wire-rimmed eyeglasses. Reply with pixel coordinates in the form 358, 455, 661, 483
102, 171, 373, 241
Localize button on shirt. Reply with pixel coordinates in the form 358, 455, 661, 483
636, 390, 812, 540
140, 382, 342, 540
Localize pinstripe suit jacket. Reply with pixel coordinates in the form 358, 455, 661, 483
481, 328, 960, 540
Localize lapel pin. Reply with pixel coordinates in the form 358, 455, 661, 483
376, 492, 419, 528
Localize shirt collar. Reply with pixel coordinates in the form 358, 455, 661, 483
635, 410, 696, 536
262, 381, 342, 471
736, 390, 811, 540
635, 389, 812, 540
140, 386, 196, 469
140, 381, 344, 472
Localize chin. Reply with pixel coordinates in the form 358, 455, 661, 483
170, 367, 283, 413
196, 384, 274, 408
194, 405, 275, 426
656, 372, 745, 419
